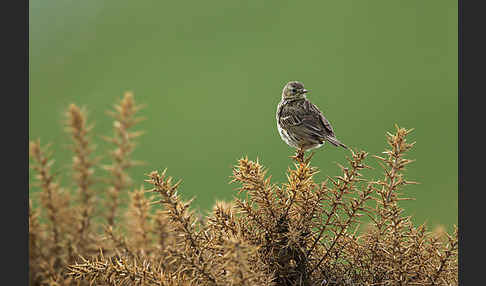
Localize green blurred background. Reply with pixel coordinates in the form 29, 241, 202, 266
29, 1, 457, 230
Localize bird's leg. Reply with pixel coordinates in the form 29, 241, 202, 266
296, 148, 305, 164
289, 148, 307, 164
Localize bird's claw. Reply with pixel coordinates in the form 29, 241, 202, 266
289, 148, 306, 164
289, 148, 316, 166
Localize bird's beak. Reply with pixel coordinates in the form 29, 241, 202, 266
302, 89, 309, 94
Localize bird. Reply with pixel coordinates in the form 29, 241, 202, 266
276, 81, 347, 156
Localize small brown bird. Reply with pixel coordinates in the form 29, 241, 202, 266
276, 81, 347, 153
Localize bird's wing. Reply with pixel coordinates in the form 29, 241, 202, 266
279, 99, 335, 138
308, 101, 335, 137
278, 102, 304, 129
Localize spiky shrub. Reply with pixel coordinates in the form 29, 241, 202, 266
29, 94, 457, 285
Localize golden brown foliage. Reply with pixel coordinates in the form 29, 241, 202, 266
65, 104, 99, 256
103, 91, 145, 227
29, 95, 458, 286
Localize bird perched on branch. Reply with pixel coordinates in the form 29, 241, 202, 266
276, 81, 347, 158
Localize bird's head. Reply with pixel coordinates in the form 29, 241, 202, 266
282, 81, 309, 100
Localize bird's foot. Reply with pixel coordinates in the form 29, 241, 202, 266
290, 149, 316, 165
289, 148, 306, 164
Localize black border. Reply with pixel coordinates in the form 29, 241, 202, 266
459, 0, 484, 284
3, 0, 28, 283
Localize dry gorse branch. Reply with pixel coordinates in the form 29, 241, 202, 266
103, 92, 143, 226
65, 104, 99, 256
103, 91, 145, 227
29, 140, 75, 284
125, 186, 154, 256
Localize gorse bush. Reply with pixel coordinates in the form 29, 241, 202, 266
29, 93, 458, 285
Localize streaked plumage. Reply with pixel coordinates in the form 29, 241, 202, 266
276, 81, 347, 151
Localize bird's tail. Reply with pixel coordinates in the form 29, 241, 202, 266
326, 136, 348, 149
